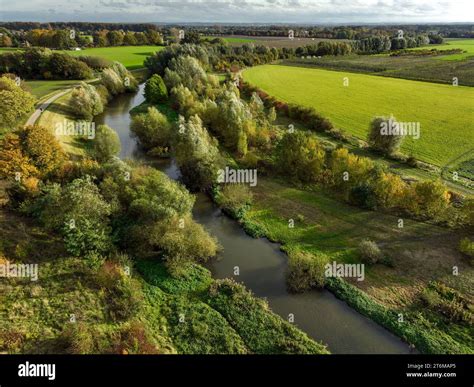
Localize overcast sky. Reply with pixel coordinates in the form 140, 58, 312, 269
1, 0, 473, 24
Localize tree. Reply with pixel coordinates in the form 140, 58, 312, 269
107, 30, 124, 46
70, 82, 103, 120
93, 125, 121, 162
275, 131, 326, 183
173, 115, 222, 191
130, 106, 171, 151
123, 31, 138, 46
409, 180, 450, 219
329, 147, 374, 195
373, 171, 406, 209
0, 125, 65, 181
33, 176, 112, 258
367, 116, 404, 157
181, 31, 201, 45
20, 125, 66, 177
0, 76, 36, 130
144, 74, 168, 104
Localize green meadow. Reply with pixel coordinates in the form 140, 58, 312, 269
411, 38, 474, 61
243, 64, 474, 166
203, 36, 256, 44
65, 45, 163, 69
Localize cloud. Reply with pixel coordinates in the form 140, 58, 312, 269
2, 0, 473, 23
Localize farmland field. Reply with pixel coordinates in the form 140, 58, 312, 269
410, 38, 474, 61
203, 35, 256, 44
64, 45, 163, 69
243, 64, 474, 166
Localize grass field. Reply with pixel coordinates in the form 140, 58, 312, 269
26, 79, 84, 99
36, 91, 90, 157
242, 177, 473, 353
244, 64, 474, 166
411, 38, 474, 61
65, 46, 163, 69
203, 35, 256, 44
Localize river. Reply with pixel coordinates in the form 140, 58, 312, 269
96, 83, 412, 354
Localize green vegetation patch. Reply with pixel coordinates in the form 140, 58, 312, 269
243, 64, 474, 166
65, 46, 164, 70
410, 38, 474, 61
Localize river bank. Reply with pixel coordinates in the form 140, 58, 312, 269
94, 83, 414, 354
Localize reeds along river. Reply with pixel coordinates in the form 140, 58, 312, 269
96, 83, 413, 354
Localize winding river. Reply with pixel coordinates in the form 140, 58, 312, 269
96, 84, 412, 354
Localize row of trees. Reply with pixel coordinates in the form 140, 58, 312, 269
93, 29, 163, 47
143, 44, 473, 227
0, 28, 164, 49
0, 48, 93, 80
275, 131, 454, 221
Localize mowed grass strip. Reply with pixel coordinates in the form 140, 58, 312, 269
65, 45, 163, 69
243, 64, 474, 166
410, 38, 474, 61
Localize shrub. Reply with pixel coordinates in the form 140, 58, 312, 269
275, 131, 326, 183
0, 76, 36, 130
30, 176, 112, 258
78, 55, 112, 69
70, 82, 104, 120
60, 323, 95, 354
150, 215, 220, 270
459, 237, 474, 262
215, 184, 253, 217
92, 124, 121, 162
358, 239, 382, 264
286, 250, 328, 292
101, 67, 125, 96
367, 116, 404, 157
408, 180, 451, 219
349, 182, 377, 209
130, 106, 171, 151
106, 274, 143, 322
0, 125, 65, 180
113, 321, 162, 354
145, 74, 168, 104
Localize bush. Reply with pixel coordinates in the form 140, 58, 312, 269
30, 176, 112, 258
78, 55, 112, 69
286, 250, 328, 292
130, 106, 171, 152
100, 67, 125, 95
92, 124, 121, 162
275, 131, 326, 183
112, 321, 162, 354
145, 74, 168, 104
60, 323, 96, 354
215, 184, 253, 217
367, 116, 404, 157
151, 215, 220, 272
70, 82, 104, 120
0, 76, 36, 130
103, 265, 143, 321
459, 237, 474, 262
358, 239, 382, 264
0, 125, 65, 181
349, 183, 377, 209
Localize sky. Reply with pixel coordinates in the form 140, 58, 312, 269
1, 0, 473, 24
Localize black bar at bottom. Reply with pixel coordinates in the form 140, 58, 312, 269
0, 355, 471, 386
